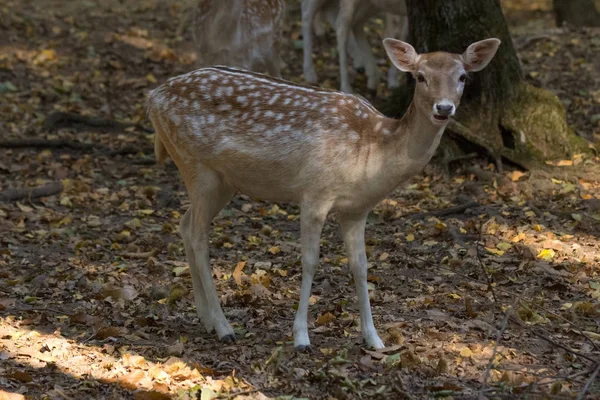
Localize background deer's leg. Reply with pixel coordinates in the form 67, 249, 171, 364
336, 0, 358, 93
302, 0, 325, 84
183, 169, 235, 342
293, 200, 331, 351
352, 23, 379, 93
339, 212, 385, 349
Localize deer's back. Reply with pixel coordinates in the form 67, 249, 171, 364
147, 67, 399, 205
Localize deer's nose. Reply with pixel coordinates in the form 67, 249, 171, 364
435, 102, 455, 116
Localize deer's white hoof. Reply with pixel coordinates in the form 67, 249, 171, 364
364, 334, 385, 350
213, 316, 235, 341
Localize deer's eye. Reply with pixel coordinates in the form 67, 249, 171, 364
459, 74, 467, 83
417, 74, 426, 83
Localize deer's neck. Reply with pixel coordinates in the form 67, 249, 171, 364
393, 102, 446, 165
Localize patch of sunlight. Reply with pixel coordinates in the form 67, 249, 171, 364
0, 323, 265, 398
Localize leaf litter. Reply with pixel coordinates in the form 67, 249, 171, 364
0, 0, 599, 399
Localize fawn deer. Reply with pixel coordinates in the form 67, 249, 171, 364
147, 38, 500, 350
193, 0, 285, 76
302, 0, 408, 93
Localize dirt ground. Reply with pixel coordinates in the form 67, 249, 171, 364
1, 0, 599, 399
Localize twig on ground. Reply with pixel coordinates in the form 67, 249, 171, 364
576, 363, 600, 400
480, 296, 521, 397
43, 111, 153, 133
13, 306, 72, 315
217, 389, 259, 399
0, 181, 63, 202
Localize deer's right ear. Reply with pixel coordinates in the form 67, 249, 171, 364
383, 38, 419, 73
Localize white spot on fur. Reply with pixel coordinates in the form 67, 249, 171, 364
268, 93, 280, 105
207, 114, 215, 124
217, 104, 232, 112
237, 96, 248, 105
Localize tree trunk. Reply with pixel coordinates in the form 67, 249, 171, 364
554, 0, 600, 27
384, 0, 590, 169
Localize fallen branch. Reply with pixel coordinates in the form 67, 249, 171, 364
0, 181, 63, 202
0, 139, 151, 158
0, 139, 96, 151
44, 111, 153, 133
407, 200, 480, 220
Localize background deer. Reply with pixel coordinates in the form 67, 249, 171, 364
147, 37, 500, 350
302, 0, 408, 93
193, 0, 286, 76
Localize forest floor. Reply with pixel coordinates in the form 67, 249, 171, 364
1, 0, 599, 399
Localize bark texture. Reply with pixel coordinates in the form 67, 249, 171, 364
554, 0, 600, 27
385, 0, 590, 169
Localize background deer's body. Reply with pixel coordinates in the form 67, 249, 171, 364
147, 38, 501, 350
194, 0, 285, 76
302, 0, 408, 92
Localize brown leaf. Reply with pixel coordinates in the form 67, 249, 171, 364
233, 261, 246, 287
95, 326, 123, 340
133, 391, 171, 400
123, 354, 147, 368
101, 286, 139, 301
250, 283, 271, 299
0, 390, 25, 400
316, 312, 336, 326
119, 370, 146, 390
7, 371, 32, 383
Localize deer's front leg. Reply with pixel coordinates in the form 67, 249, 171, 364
293, 202, 330, 352
340, 213, 385, 349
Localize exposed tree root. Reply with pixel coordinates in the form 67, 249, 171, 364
43, 111, 153, 133
0, 181, 63, 202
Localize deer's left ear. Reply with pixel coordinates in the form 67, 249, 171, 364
462, 38, 501, 72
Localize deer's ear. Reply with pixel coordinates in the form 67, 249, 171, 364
462, 38, 501, 72
383, 38, 419, 73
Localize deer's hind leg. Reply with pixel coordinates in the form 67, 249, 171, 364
180, 168, 235, 343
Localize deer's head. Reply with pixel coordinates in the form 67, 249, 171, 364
383, 38, 501, 125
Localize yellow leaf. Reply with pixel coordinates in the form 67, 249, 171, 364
146, 73, 157, 83
233, 261, 246, 287
485, 247, 505, 256
406, 234, 415, 242
511, 232, 526, 243
268, 246, 280, 255
533, 224, 543, 232
556, 160, 573, 166
435, 222, 447, 231
496, 242, 512, 251
448, 293, 461, 299
460, 347, 473, 358
308, 295, 318, 305
379, 252, 389, 261
537, 249, 555, 261
510, 171, 525, 181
